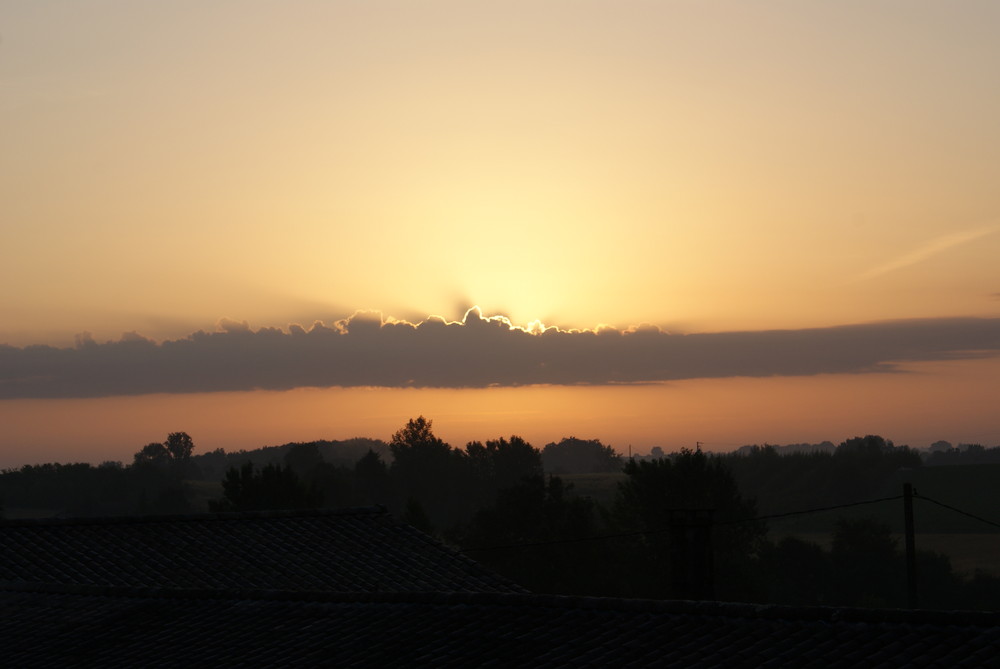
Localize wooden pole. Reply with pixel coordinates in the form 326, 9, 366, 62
904, 483, 918, 608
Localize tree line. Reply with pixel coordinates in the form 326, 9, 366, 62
2, 423, 999, 609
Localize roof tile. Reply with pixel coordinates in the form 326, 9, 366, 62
0, 507, 524, 594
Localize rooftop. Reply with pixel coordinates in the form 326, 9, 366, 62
4, 585, 998, 667
0, 506, 524, 594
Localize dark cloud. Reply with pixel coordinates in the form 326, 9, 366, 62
1, 309, 999, 399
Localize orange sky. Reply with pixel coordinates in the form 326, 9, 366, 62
1, 2, 999, 466
1, 353, 998, 469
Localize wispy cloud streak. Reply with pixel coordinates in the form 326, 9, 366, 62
1, 309, 999, 399
854, 226, 999, 282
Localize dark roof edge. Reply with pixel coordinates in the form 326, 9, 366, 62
395, 524, 530, 593
0, 506, 389, 528
3, 582, 997, 626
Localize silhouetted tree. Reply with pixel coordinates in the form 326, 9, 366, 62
613, 449, 766, 600
388, 417, 470, 528
542, 437, 622, 474
284, 442, 324, 479
829, 517, 902, 607
758, 536, 832, 605
165, 431, 194, 463
210, 461, 320, 512
466, 435, 543, 506
196, 447, 229, 481
458, 475, 606, 595
723, 435, 924, 532
355, 449, 391, 506
0, 461, 145, 516
925, 443, 1000, 465
390, 416, 448, 458
134, 442, 170, 467
130, 432, 198, 513
830, 435, 921, 503
310, 462, 354, 509
133, 432, 196, 480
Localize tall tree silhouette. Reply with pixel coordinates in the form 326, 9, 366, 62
389, 417, 470, 529
354, 449, 391, 506
131, 432, 197, 513
466, 435, 543, 507
614, 449, 765, 600
134, 432, 196, 480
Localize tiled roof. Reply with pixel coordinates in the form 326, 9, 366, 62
3, 586, 999, 668
0, 507, 524, 593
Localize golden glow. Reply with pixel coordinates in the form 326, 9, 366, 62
3, 3, 999, 345
2, 2, 999, 463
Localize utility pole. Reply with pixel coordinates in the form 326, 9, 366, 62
668, 509, 715, 600
903, 483, 918, 609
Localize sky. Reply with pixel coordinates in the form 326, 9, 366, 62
2, 1, 999, 467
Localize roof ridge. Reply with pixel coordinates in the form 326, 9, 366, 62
4, 583, 998, 626
0, 505, 389, 528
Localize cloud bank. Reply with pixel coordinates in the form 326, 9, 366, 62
1, 309, 999, 399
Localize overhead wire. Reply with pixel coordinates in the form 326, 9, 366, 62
914, 492, 1000, 531
717, 495, 903, 526
460, 492, 1000, 555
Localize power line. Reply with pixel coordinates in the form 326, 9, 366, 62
914, 493, 1000, 531
460, 495, 903, 554
719, 495, 903, 525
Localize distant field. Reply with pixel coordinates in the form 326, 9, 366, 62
770, 531, 1000, 578
912, 534, 1000, 577
560, 469, 1000, 579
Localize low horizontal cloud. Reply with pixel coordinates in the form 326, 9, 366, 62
1, 309, 999, 399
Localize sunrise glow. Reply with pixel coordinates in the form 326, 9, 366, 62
1, 2, 999, 466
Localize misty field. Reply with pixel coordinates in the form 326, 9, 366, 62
773, 532, 1000, 578
563, 468, 1000, 579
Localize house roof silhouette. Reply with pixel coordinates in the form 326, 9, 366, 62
3, 585, 999, 667
0, 506, 524, 594
4, 507, 1000, 666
